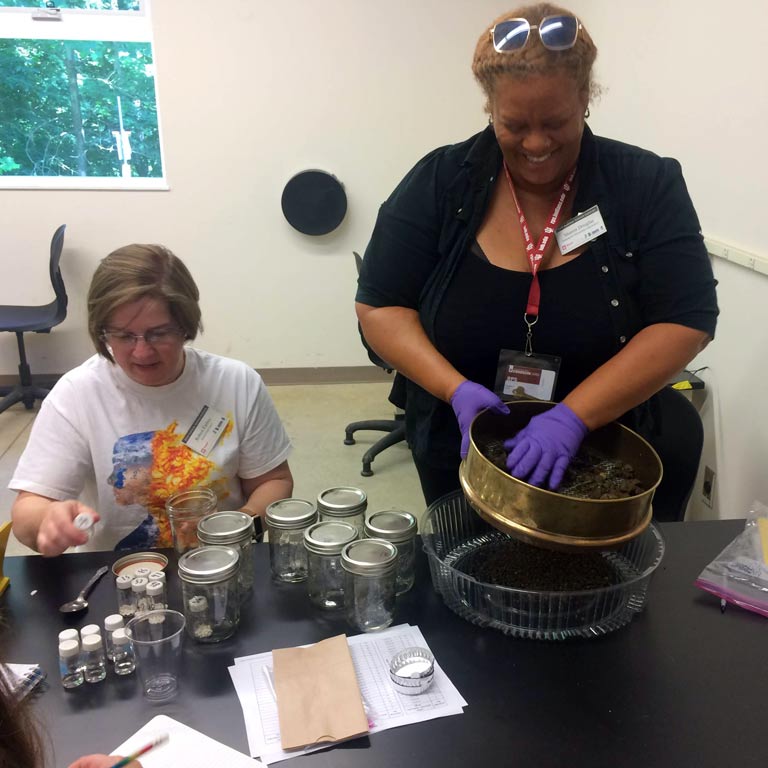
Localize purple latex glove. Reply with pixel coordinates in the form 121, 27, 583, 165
504, 402, 588, 489
450, 381, 510, 459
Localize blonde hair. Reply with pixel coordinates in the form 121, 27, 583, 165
472, 3, 598, 113
87, 244, 203, 362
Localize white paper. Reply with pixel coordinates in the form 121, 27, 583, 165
229, 624, 466, 764
112, 714, 260, 767
1, 663, 45, 699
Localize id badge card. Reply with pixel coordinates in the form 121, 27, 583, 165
493, 350, 561, 400
182, 405, 230, 457
555, 205, 607, 255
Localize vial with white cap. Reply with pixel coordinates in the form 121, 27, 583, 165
79, 623, 101, 639
133, 566, 152, 579
111, 628, 136, 675
115, 573, 136, 617
103, 614, 124, 662
131, 576, 150, 615
148, 571, 166, 585
58, 628, 79, 645
81, 634, 106, 683
73, 512, 95, 538
59, 639, 83, 689
146, 580, 166, 612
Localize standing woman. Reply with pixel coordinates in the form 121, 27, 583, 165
355, 3, 718, 517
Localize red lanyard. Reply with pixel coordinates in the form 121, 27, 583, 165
503, 162, 576, 318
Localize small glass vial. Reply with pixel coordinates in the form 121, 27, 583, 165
198, 511, 255, 600
265, 499, 317, 583
364, 510, 418, 595
115, 573, 136, 618
317, 487, 368, 536
81, 634, 106, 683
103, 614, 124, 662
131, 577, 150, 616
304, 521, 359, 610
111, 628, 136, 676
59, 639, 83, 689
342, 538, 398, 632
146, 580, 167, 611
178, 545, 240, 643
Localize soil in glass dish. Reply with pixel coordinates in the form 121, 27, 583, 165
461, 539, 619, 591
482, 441, 645, 500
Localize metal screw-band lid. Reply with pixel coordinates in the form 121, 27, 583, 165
197, 510, 254, 545
364, 510, 417, 544
265, 498, 317, 530
341, 538, 397, 577
317, 486, 367, 518
304, 520, 359, 556
178, 545, 240, 584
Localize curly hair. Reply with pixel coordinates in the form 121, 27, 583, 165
87, 244, 203, 363
472, 3, 599, 113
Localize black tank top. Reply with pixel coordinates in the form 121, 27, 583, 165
434, 242, 617, 401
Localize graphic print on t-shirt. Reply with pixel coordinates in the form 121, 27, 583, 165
107, 419, 232, 550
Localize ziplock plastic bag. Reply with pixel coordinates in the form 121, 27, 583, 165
695, 500, 768, 616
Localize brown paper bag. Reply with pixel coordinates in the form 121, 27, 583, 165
272, 634, 369, 751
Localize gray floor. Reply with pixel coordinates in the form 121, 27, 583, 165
0, 383, 425, 556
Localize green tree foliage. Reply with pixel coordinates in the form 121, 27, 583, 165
0, 38, 161, 177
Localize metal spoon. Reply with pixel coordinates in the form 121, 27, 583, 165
58, 566, 109, 614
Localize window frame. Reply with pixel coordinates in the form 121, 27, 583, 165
0, 0, 168, 190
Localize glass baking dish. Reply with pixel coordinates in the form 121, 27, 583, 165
422, 491, 665, 640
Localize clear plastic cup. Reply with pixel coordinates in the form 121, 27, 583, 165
125, 609, 185, 701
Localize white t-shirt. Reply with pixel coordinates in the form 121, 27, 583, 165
10, 348, 291, 551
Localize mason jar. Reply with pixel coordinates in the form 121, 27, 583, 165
166, 487, 218, 554
364, 510, 418, 595
265, 499, 317, 583
341, 538, 398, 632
197, 511, 255, 600
178, 545, 240, 643
316, 487, 368, 535
303, 521, 359, 610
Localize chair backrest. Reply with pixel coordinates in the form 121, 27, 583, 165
48, 224, 68, 325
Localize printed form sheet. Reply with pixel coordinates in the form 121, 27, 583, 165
228, 624, 466, 764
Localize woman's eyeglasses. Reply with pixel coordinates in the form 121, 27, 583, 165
101, 326, 184, 348
490, 15, 581, 53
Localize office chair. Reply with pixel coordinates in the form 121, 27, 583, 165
646, 385, 704, 522
344, 251, 407, 476
0, 224, 67, 414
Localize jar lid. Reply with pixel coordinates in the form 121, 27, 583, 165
178, 545, 240, 584
304, 521, 359, 555
59, 639, 80, 658
317, 487, 367, 517
104, 615, 124, 631
58, 628, 79, 644
80, 624, 100, 637
364, 510, 417, 544
112, 628, 130, 646
82, 634, 103, 651
265, 498, 317, 529
341, 538, 397, 576
197, 510, 253, 544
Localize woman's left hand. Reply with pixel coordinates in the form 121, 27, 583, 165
504, 402, 587, 489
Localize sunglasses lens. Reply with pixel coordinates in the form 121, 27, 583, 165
539, 16, 579, 50
492, 19, 530, 52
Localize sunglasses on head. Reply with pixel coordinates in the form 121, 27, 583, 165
490, 15, 582, 53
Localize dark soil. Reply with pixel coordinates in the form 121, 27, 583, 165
462, 539, 618, 591
482, 441, 645, 499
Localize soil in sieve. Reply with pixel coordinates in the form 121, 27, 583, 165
482, 440, 645, 499
462, 539, 619, 591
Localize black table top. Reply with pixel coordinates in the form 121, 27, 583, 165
1, 519, 765, 767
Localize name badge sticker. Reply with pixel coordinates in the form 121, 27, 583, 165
555, 205, 607, 255
182, 405, 230, 457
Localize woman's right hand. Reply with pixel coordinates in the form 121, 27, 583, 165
35, 499, 100, 556
450, 381, 509, 458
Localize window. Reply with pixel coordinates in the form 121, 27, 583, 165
0, 0, 166, 188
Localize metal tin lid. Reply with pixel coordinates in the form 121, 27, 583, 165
389, 646, 435, 695
364, 510, 417, 544
111, 551, 169, 579
265, 498, 317, 529
303, 521, 359, 556
178, 545, 240, 584
341, 538, 397, 577
317, 486, 368, 517
197, 510, 253, 545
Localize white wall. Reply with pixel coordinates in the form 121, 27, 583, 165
2, 0, 767, 520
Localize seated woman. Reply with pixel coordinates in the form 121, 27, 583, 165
10, 244, 293, 556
